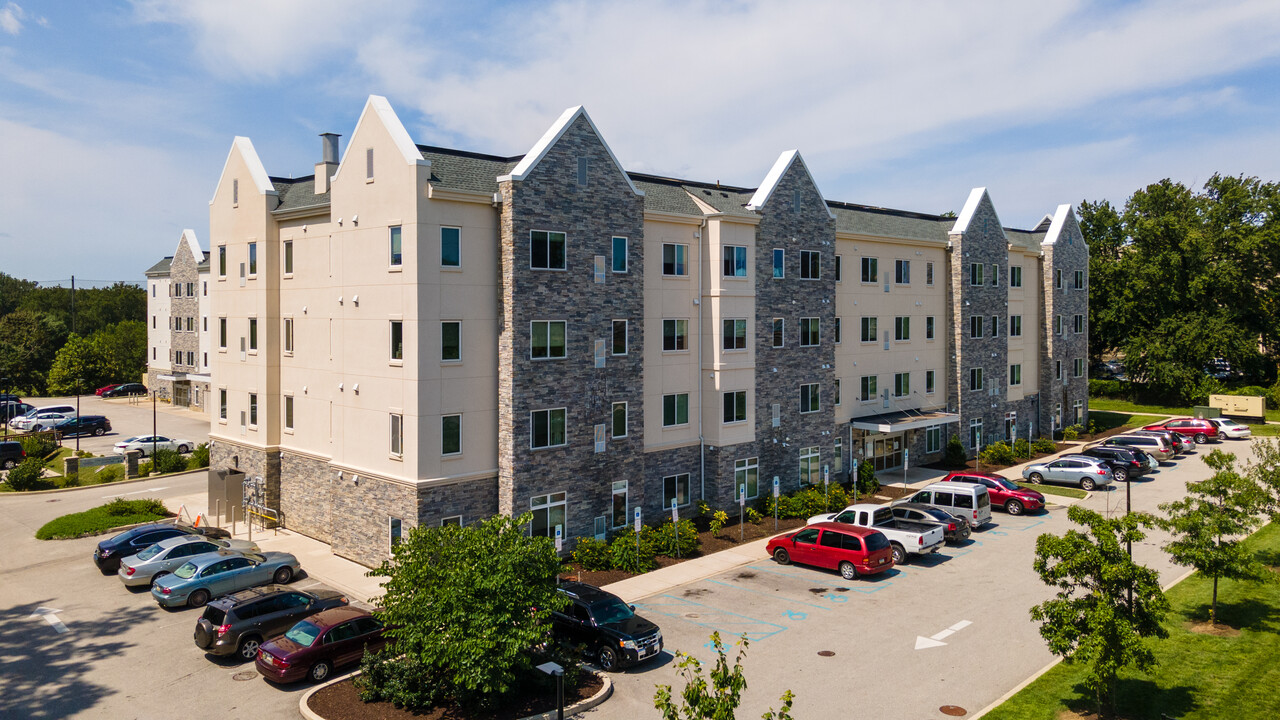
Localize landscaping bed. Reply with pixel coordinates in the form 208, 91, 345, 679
35, 498, 173, 540
308, 669, 605, 720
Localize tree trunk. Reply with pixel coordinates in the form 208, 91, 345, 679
1211, 576, 1219, 625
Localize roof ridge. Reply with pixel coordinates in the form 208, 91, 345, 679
417, 145, 523, 163
826, 200, 950, 222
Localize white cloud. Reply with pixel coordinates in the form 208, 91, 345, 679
1, 2, 25, 34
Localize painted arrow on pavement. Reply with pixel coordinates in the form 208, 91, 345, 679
29, 607, 69, 634
914, 619, 971, 649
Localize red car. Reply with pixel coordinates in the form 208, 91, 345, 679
766, 522, 894, 580
941, 472, 1045, 516
95, 384, 122, 396
1142, 418, 1222, 444
256, 606, 386, 683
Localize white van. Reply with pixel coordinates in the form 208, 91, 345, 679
903, 482, 993, 528
8, 404, 77, 431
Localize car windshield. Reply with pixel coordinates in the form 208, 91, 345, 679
137, 544, 164, 561
922, 508, 953, 522
285, 621, 322, 646
174, 562, 199, 579
591, 599, 635, 625
993, 478, 1019, 491
864, 532, 891, 551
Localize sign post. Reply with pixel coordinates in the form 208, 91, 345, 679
554, 524, 563, 553
903, 448, 909, 483
738, 483, 746, 543
823, 464, 830, 510
671, 499, 679, 558
633, 507, 642, 559
772, 477, 780, 532
852, 458, 859, 503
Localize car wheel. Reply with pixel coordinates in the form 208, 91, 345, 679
309, 660, 332, 682
890, 543, 907, 566
237, 635, 262, 661
1, 459, 13, 470
1080, 477, 1097, 491
1194, 433, 1208, 444
273, 566, 294, 584
1113, 467, 1128, 482
188, 589, 210, 608
93, 428, 105, 436
150, 572, 169, 589
177, 444, 190, 454
773, 548, 790, 565
1006, 500, 1024, 516
1028, 472, 1044, 484
597, 645, 619, 672
839, 561, 858, 580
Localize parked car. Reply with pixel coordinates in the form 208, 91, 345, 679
118, 534, 260, 587
0, 392, 21, 405
1210, 417, 1252, 439
1143, 417, 1222, 444
767, 523, 895, 579
151, 550, 301, 608
1103, 434, 1174, 462
102, 383, 148, 398
194, 585, 349, 661
1022, 456, 1114, 490
550, 581, 664, 671
889, 503, 971, 543
0, 440, 26, 470
113, 435, 195, 456
902, 482, 995, 528
9, 404, 77, 431
95, 384, 123, 396
256, 607, 386, 683
939, 471, 1045, 516
52, 415, 112, 437
23, 412, 76, 432
93, 522, 231, 573
1, 401, 34, 423
807, 504, 946, 565
1075, 445, 1152, 482
1133, 428, 1192, 455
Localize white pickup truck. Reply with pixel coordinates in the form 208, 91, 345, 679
808, 504, 946, 565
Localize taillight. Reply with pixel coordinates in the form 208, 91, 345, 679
216, 624, 231, 637
972, 510, 978, 520
1131, 461, 1141, 467
1098, 468, 1107, 475
125, 566, 135, 576
947, 523, 956, 531
161, 587, 171, 595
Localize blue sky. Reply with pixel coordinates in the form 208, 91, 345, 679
3, 0, 1280, 285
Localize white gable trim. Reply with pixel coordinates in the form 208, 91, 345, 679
950, 188, 987, 234
497, 106, 643, 196
746, 150, 836, 219
210, 136, 277, 205
1041, 204, 1073, 246
178, 229, 204, 261
333, 95, 428, 182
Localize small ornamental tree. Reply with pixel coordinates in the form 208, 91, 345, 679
1245, 437, 1280, 520
357, 513, 569, 711
1159, 450, 1270, 624
654, 632, 795, 720
1031, 505, 1169, 714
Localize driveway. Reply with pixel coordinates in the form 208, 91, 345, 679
4, 394, 209, 457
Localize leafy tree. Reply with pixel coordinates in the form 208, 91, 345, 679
0, 309, 67, 394
16, 281, 145, 338
357, 513, 568, 711
654, 632, 794, 720
46, 334, 111, 395
1245, 437, 1280, 520
944, 434, 968, 467
1160, 450, 1271, 624
1031, 505, 1169, 713
93, 320, 147, 382
0, 272, 37, 317
5, 457, 50, 491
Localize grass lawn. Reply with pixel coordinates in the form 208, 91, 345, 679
1016, 482, 1089, 499
1246, 424, 1280, 437
35, 498, 173, 540
983, 522, 1280, 720
1091, 397, 1280, 423
1088, 411, 1166, 433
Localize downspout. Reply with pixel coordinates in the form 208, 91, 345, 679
698, 217, 708, 504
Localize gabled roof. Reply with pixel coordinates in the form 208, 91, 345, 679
746, 150, 836, 219
270, 176, 330, 214
419, 146, 521, 195
1042, 204, 1077, 246
145, 257, 173, 277
332, 95, 428, 182
950, 187, 988, 235
210, 137, 277, 205
497, 106, 643, 196
177, 229, 203, 262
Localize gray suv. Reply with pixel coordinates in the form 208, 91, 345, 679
194, 585, 348, 661
1021, 455, 1115, 491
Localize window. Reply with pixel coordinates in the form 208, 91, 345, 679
860, 375, 877, 401
203, 352, 207, 367
284, 318, 294, 354
773, 249, 785, 279
894, 316, 910, 341
1054, 315, 1063, 335
531, 321, 567, 359
442, 320, 463, 358
249, 393, 258, 426
187, 351, 194, 366
834, 255, 842, 282
186, 317, 194, 332
366, 148, 374, 179
925, 316, 935, 340
218, 246, 226, 277
860, 316, 877, 342
219, 318, 227, 349
390, 321, 403, 360
895, 259, 910, 284
772, 319, 785, 348
1010, 364, 1022, 386
612, 320, 627, 356
663, 319, 688, 351
1074, 358, 1085, 377
861, 257, 878, 283
970, 368, 984, 391
722, 245, 747, 277
389, 518, 402, 549
990, 316, 1000, 338
284, 395, 294, 430
531, 409, 567, 449
1074, 314, 1085, 334
531, 230, 567, 270
1056, 360, 1063, 380
925, 370, 935, 394
442, 414, 462, 455
723, 319, 747, 350
152, 347, 156, 360
664, 473, 690, 508
233, 178, 238, 205
1055, 269, 1062, 289
990, 264, 999, 286
248, 243, 257, 275
970, 263, 983, 286
249, 318, 258, 351
1073, 400, 1083, 424
611, 402, 627, 439
388, 413, 403, 455
663, 393, 689, 427
970, 316, 983, 339
799, 250, 820, 279
799, 317, 820, 346
723, 391, 747, 423
926, 426, 942, 453
219, 389, 227, 421
894, 372, 910, 397
835, 379, 841, 405
441, 516, 462, 527
833, 437, 843, 473
389, 226, 403, 267
284, 240, 293, 274
834, 317, 842, 344
530, 492, 566, 539
800, 383, 820, 413
662, 243, 688, 276
1010, 315, 1022, 337
441, 227, 461, 268
612, 237, 628, 273
611, 480, 627, 527
926, 262, 934, 286
577, 157, 588, 186
203, 317, 207, 331
1010, 265, 1022, 287
735, 458, 759, 500
1074, 270, 1084, 289
799, 447, 820, 485
969, 419, 983, 450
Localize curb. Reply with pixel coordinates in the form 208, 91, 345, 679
0, 467, 207, 496
297, 668, 613, 720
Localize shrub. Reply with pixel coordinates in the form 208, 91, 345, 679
979, 441, 1016, 466
708, 510, 729, 535
137, 460, 153, 477
609, 529, 658, 573
944, 434, 968, 468
60, 472, 81, 488
1187, 376, 1227, 406
1032, 437, 1058, 454
571, 537, 611, 571
190, 442, 210, 468
93, 465, 125, 485
1063, 425, 1081, 441
1089, 378, 1133, 399
1013, 438, 1031, 459
1268, 379, 1280, 411
19, 433, 58, 460
744, 507, 762, 524
5, 457, 50, 491
649, 519, 699, 558
151, 448, 188, 475
856, 460, 879, 495
697, 500, 712, 518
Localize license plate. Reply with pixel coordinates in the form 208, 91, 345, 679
878, 558, 886, 564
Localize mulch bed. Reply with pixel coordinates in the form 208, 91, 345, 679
921, 442, 1074, 474
308, 672, 604, 720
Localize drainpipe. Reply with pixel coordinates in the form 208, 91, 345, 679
698, 217, 708, 504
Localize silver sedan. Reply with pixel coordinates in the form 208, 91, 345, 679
118, 534, 260, 587
1021, 455, 1114, 491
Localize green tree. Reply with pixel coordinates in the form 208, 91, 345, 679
1160, 450, 1270, 624
17, 281, 145, 338
654, 632, 794, 720
91, 320, 147, 382
357, 513, 568, 711
1245, 437, 1280, 519
0, 272, 37, 317
46, 334, 111, 395
0, 309, 68, 394
1030, 505, 1169, 713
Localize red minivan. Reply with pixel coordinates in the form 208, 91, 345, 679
766, 522, 894, 580
941, 471, 1046, 516
1142, 418, 1222, 444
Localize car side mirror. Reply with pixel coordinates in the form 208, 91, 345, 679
628, 604, 635, 611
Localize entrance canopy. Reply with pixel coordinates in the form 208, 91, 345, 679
849, 409, 960, 433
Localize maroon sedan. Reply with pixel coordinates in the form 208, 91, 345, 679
941, 471, 1045, 516
95, 384, 122, 396
256, 606, 385, 683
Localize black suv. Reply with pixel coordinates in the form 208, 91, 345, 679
94, 522, 231, 572
53, 415, 112, 437
1, 440, 26, 470
103, 383, 148, 398
1077, 445, 1153, 482
194, 585, 349, 661
551, 581, 662, 671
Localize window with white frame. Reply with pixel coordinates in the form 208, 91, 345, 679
799, 446, 820, 485
441, 516, 462, 527
219, 389, 227, 421
663, 319, 688, 351
531, 230, 567, 270
861, 257, 878, 283
248, 242, 258, 275
970, 367, 984, 391
926, 261, 934, 286
612, 237, 628, 273
723, 319, 747, 351
663, 393, 689, 427
1010, 364, 1022, 386
860, 375, 877, 401
990, 315, 1000, 337
926, 315, 935, 340
442, 321, 461, 362
389, 227, 402, 267
772, 249, 785, 279
1010, 265, 1022, 287
735, 457, 759, 500
577, 157, 588, 186
613, 481, 629, 527
611, 402, 627, 439
772, 318, 785, 348
441, 227, 461, 268
1055, 269, 1062, 289
895, 316, 910, 341
1073, 400, 1083, 424
970, 315, 983, 338
1074, 270, 1084, 289
390, 413, 403, 455
860, 316, 877, 342
834, 379, 841, 405
218, 246, 227, 277
612, 320, 627, 356
390, 320, 403, 361
800, 383, 820, 413
662, 243, 688, 276
1074, 358, 1085, 377
442, 414, 462, 455
799, 250, 820, 279
219, 318, 227, 349
969, 419, 983, 450
284, 240, 293, 275
894, 372, 910, 397
249, 318, 258, 350
530, 492, 566, 539
1074, 314, 1085, 333
970, 263, 983, 286
531, 321, 567, 359
926, 426, 942, 453
1010, 315, 1022, 337
723, 391, 747, 423
799, 317, 820, 346
1055, 315, 1063, 335
834, 317, 842, 344
664, 473, 690, 508
531, 408, 567, 448
722, 245, 747, 277
284, 318, 294, 354
895, 259, 910, 284
925, 370, 935, 394
990, 264, 999, 287
1056, 360, 1063, 380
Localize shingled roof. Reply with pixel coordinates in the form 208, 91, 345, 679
270, 176, 330, 214
145, 257, 173, 277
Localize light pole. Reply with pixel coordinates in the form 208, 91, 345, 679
75, 378, 82, 453
152, 391, 158, 458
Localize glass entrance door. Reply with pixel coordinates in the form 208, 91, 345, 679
867, 433, 903, 472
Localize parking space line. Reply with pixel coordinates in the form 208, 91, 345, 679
744, 564, 894, 594
1016, 519, 1045, 532
103, 486, 169, 498
703, 578, 832, 611
635, 595, 788, 642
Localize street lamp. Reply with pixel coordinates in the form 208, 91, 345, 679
75, 378, 83, 453
536, 661, 565, 720
152, 391, 158, 458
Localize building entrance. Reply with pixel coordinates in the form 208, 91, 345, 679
864, 433, 904, 472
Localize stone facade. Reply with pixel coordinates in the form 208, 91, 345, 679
329, 472, 418, 569
170, 234, 202, 376
1041, 208, 1090, 432
279, 451, 334, 543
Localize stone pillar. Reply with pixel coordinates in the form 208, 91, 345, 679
125, 450, 141, 479
63, 456, 79, 477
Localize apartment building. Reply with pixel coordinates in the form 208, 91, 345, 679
206, 96, 1088, 567
144, 229, 213, 410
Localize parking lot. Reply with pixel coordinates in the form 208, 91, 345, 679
4, 394, 210, 460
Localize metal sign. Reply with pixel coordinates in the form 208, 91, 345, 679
772, 477, 780, 498
904, 449, 909, 471
554, 524, 562, 552
633, 507, 642, 533
823, 465, 829, 486
738, 484, 746, 506
670, 498, 678, 523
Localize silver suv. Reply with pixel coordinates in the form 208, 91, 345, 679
1021, 455, 1115, 491
1103, 433, 1174, 461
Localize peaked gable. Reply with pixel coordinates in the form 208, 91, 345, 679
332, 95, 428, 182
175, 228, 203, 262
746, 150, 835, 219
498, 106, 643, 196
950, 187, 1007, 240
210, 136, 276, 205
1042, 204, 1085, 248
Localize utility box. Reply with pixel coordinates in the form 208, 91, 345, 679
1193, 406, 1221, 420
208, 467, 246, 524
1209, 394, 1265, 423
